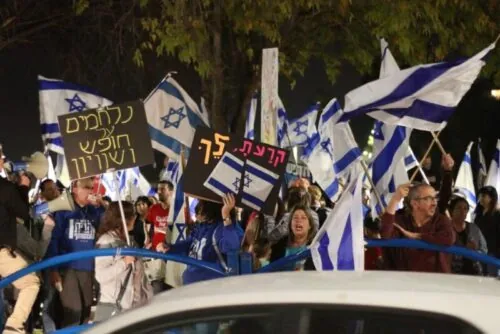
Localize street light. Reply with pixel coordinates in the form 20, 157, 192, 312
492, 89, 500, 100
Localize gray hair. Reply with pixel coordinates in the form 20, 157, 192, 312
407, 183, 433, 210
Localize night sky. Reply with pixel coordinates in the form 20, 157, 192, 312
1, 41, 499, 181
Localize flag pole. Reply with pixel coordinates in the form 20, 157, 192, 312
143, 71, 178, 103
409, 149, 430, 185
409, 130, 442, 183
359, 160, 385, 212
112, 169, 131, 246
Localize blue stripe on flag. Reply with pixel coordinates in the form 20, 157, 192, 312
173, 175, 184, 222
339, 58, 467, 122
41, 123, 60, 135
318, 233, 334, 270
321, 99, 341, 125
464, 153, 472, 165
207, 177, 235, 195
381, 100, 455, 123
246, 129, 255, 139
324, 178, 339, 199
334, 147, 361, 175
222, 156, 244, 173
337, 214, 355, 270
39, 79, 102, 96
494, 149, 500, 163
247, 164, 277, 185
388, 177, 396, 193
457, 187, 477, 205
158, 81, 206, 129
372, 126, 406, 185
148, 125, 182, 156
47, 137, 63, 147
242, 193, 265, 209
404, 154, 414, 166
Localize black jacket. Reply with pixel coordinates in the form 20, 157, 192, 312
0, 178, 30, 249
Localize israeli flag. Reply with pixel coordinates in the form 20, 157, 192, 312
204, 152, 244, 198
455, 142, 476, 220
55, 153, 70, 188
101, 167, 153, 200
339, 38, 499, 131
276, 97, 289, 148
160, 160, 180, 182
310, 172, 364, 271
241, 160, 279, 211
477, 138, 488, 188
244, 93, 258, 140
39, 75, 112, 154
318, 98, 361, 177
485, 139, 500, 192
404, 148, 418, 171
145, 76, 210, 159
285, 103, 320, 149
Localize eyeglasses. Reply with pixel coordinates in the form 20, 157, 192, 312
415, 196, 438, 202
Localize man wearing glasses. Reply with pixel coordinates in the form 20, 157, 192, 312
381, 154, 456, 273
45, 177, 105, 328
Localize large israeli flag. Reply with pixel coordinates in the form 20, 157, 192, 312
276, 97, 289, 148
145, 76, 210, 159
455, 142, 477, 220
485, 139, 500, 192
39, 75, 112, 154
244, 93, 258, 140
339, 38, 498, 131
284, 103, 320, 149
310, 172, 364, 271
203, 152, 244, 198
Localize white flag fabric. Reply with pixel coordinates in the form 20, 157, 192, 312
39, 75, 112, 154
310, 172, 364, 271
276, 97, 289, 148
240, 160, 279, 211
145, 76, 209, 159
404, 148, 419, 171
101, 167, 153, 201
455, 142, 477, 220
244, 93, 258, 140
477, 138, 488, 188
160, 160, 180, 183
55, 153, 71, 188
339, 38, 498, 131
204, 152, 244, 198
47, 154, 57, 182
485, 139, 500, 192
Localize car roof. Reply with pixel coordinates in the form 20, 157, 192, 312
86, 271, 500, 333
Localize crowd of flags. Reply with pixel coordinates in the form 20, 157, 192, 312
36, 35, 499, 273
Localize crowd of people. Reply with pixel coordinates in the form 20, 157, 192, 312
1, 152, 500, 334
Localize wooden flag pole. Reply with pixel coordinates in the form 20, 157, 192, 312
359, 160, 385, 212
409, 130, 443, 183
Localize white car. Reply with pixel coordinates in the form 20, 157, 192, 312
84, 271, 499, 334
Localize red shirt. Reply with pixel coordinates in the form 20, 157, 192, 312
147, 204, 170, 250
365, 247, 383, 270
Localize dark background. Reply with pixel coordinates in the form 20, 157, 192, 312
0, 43, 499, 182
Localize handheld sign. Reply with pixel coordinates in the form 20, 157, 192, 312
184, 127, 289, 215
58, 100, 154, 180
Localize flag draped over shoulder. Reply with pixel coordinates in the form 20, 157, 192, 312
339, 38, 499, 131
39, 75, 112, 154
310, 172, 365, 271
145, 76, 210, 159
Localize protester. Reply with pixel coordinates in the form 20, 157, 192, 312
94, 202, 153, 321
381, 182, 455, 273
159, 194, 241, 285
45, 177, 105, 328
131, 196, 152, 248
0, 173, 40, 334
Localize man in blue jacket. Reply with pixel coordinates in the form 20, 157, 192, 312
45, 177, 105, 328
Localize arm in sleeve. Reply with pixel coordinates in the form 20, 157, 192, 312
167, 235, 193, 254
438, 171, 453, 214
420, 217, 455, 246
380, 213, 400, 239
16, 224, 39, 259
6, 185, 30, 222
95, 255, 129, 284
217, 224, 242, 254
45, 213, 64, 259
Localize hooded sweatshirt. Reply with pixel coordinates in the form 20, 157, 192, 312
169, 221, 241, 285
46, 204, 104, 271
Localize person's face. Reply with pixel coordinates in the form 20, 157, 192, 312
157, 184, 171, 203
423, 157, 432, 169
411, 186, 438, 218
73, 181, 93, 205
41, 181, 60, 201
451, 201, 469, 222
479, 193, 492, 209
136, 201, 149, 216
291, 209, 311, 240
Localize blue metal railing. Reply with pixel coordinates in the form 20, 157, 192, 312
257, 238, 500, 273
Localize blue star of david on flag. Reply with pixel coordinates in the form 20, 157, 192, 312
161, 106, 187, 129
293, 120, 309, 139
320, 138, 334, 161
65, 93, 87, 113
244, 174, 252, 188
175, 223, 186, 242
232, 177, 241, 192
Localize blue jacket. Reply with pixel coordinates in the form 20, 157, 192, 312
169, 221, 241, 285
46, 204, 104, 271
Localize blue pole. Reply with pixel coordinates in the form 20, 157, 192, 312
0, 248, 226, 290
257, 239, 500, 273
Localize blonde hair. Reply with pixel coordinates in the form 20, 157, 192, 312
308, 185, 322, 203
